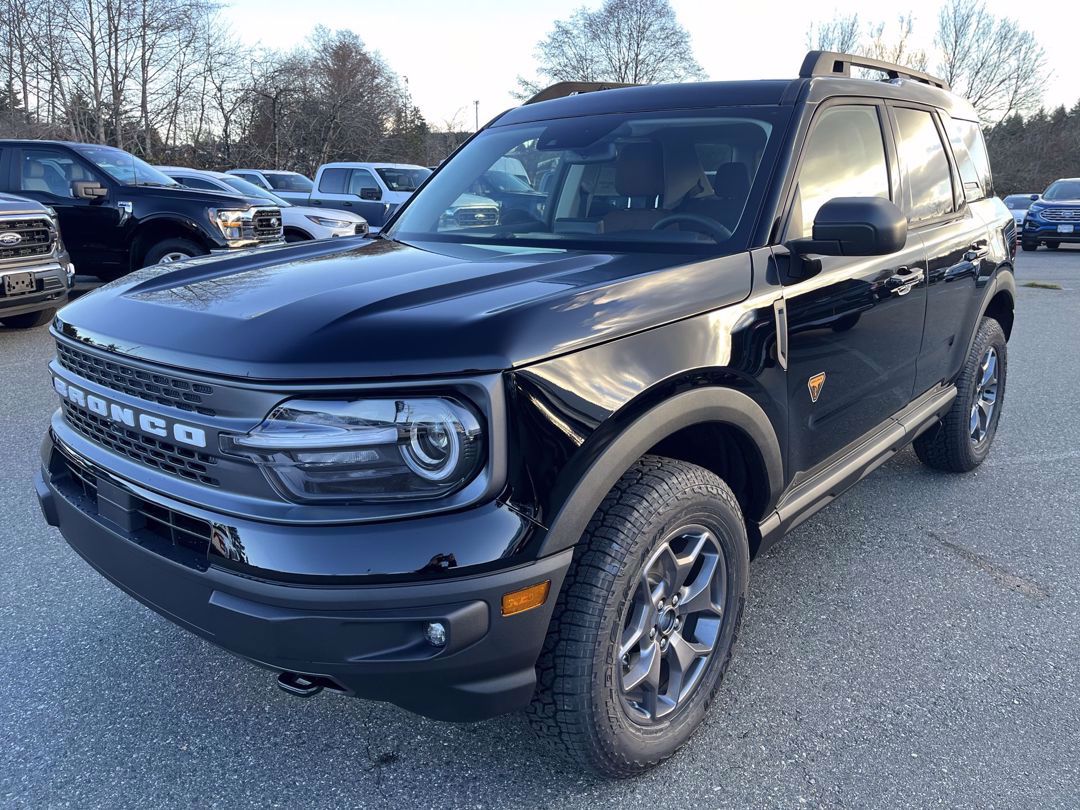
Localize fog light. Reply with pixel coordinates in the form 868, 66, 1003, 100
501, 580, 551, 616
424, 621, 447, 647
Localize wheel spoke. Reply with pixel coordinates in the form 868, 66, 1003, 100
622, 640, 661, 694
677, 552, 720, 617
666, 631, 710, 675
619, 600, 652, 658
980, 351, 997, 388
670, 531, 709, 591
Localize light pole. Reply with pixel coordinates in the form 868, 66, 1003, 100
474, 100, 479, 132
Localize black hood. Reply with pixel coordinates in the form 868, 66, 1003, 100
124, 183, 254, 208
55, 238, 752, 381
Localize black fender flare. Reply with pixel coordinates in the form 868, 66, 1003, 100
535, 386, 784, 557
967, 265, 1016, 355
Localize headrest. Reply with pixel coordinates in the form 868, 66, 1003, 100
713, 162, 750, 201
25, 161, 45, 178
614, 142, 664, 198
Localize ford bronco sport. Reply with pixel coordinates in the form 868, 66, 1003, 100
35, 52, 1015, 777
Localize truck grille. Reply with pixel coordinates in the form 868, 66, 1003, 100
252, 208, 283, 241
61, 399, 220, 486
54, 441, 212, 559
454, 207, 499, 227
0, 216, 55, 261
56, 340, 217, 416
1040, 208, 1080, 222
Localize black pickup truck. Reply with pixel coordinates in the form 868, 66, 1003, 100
0, 141, 283, 280
0, 193, 73, 329
36, 52, 1015, 776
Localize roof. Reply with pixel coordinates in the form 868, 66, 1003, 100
318, 162, 428, 171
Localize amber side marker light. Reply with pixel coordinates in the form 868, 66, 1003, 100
501, 580, 551, 616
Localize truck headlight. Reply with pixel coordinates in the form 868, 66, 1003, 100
221, 397, 483, 503
210, 208, 248, 241
305, 214, 352, 229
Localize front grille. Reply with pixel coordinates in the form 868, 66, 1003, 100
252, 208, 283, 240
1040, 208, 1080, 222
56, 340, 217, 416
454, 207, 499, 227
62, 400, 220, 486
0, 216, 55, 261
1005, 220, 1017, 245
55, 443, 212, 557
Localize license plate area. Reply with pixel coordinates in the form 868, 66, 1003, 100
1057, 224, 1074, 234
3, 272, 35, 296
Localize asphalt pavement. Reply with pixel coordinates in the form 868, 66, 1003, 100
1, 248, 1077, 808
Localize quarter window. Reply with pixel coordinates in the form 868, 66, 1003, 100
792, 106, 890, 238
894, 108, 955, 222
945, 117, 992, 200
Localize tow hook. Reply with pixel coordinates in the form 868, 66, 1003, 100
276, 671, 325, 698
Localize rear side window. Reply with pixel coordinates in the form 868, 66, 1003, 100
791, 105, 890, 238
894, 108, 954, 222
945, 118, 992, 199
318, 168, 349, 194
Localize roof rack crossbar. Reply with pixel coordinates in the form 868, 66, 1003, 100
799, 50, 950, 91
524, 81, 639, 105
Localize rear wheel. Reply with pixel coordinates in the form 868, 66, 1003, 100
0, 307, 55, 329
914, 316, 1007, 472
1045, 241, 1060, 250
526, 456, 748, 777
284, 229, 312, 243
142, 237, 206, 267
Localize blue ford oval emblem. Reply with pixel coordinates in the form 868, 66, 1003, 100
0, 232, 22, 245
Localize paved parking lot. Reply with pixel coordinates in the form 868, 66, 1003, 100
2, 248, 1078, 808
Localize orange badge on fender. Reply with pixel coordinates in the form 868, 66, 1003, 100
808, 372, 826, 403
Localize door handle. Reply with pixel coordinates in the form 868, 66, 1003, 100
887, 266, 924, 296
964, 243, 989, 262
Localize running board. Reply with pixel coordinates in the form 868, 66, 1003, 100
756, 385, 956, 554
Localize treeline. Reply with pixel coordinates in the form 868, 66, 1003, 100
987, 103, 1080, 196
0, 0, 432, 173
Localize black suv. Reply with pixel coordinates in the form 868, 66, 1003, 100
0, 140, 284, 280
35, 53, 1015, 776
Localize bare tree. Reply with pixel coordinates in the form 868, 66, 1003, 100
807, 13, 861, 53
517, 0, 704, 98
936, 0, 1048, 124
806, 12, 927, 72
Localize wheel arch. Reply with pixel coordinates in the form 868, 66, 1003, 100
535, 386, 784, 560
129, 216, 213, 270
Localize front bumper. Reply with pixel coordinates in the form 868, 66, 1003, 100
1022, 220, 1080, 243
0, 261, 70, 318
36, 433, 571, 721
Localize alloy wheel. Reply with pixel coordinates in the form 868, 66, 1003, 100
969, 345, 999, 444
158, 251, 191, 264
617, 524, 728, 724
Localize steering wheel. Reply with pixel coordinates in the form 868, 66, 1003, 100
651, 214, 731, 243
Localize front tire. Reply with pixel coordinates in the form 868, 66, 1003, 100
914, 316, 1007, 472
527, 456, 748, 777
1021, 239, 1038, 251
1045, 241, 1060, 250
142, 237, 206, 267
0, 307, 55, 329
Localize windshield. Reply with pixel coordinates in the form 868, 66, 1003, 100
1003, 195, 1034, 207
265, 172, 313, 192
75, 145, 178, 187
389, 109, 782, 252
222, 176, 290, 207
1042, 180, 1080, 201
376, 167, 431, 192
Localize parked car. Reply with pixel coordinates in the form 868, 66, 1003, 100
0, 140, 283, 280
1021, 177, 1080, 250
303, 162, 433, 232
159, 167, 368, 241
36, 51, 1015, 777
0, 193, 73, 329
224, 169, 315, 204
1003, 193, 1039, 234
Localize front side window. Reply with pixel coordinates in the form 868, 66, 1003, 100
73, 145, 177, 187
318, 168, 349, 194
390, 108, 783, 252
894, 108, 955, 222
20, 149, 90, 197
347, 169, 380, 196
791, 105, 890, 238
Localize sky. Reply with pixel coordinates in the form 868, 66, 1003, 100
221, 0, 1080, 127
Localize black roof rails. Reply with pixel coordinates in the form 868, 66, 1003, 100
799, 50, 950, 91
524, 81, 638, 105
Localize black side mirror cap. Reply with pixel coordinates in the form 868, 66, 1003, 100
72, 181, 108, 200
787, 197, 907, 258
1030, 194, 1040, 201
359, 187, 382, 201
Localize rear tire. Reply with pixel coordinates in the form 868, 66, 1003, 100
526, 456, 748, 777
914, 317, 1007, 473
1045, 241, 1060, 250
142, 237, 206, 267
284, 229, 311, 243
0, 307, 55, 329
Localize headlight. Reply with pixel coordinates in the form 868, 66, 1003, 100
221, 397, 483, 503
210, 208, 249, 241
305, 214, 352, 229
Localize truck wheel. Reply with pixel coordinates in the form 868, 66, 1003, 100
914, 316, 1007, 473
527, 456, 748, 777
0, 307, 55, 329
142, 238, 206, 267
1020, 239, 1038, 251
284, 229, 312, 243
1045, 241, 1060, 250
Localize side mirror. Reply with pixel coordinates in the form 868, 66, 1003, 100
359, 187, 382, 201
1030, 194, 1040, 201
72, 181, 107, 200
788, 197, 907, 258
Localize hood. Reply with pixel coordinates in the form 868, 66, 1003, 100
0, 192, 48, 214
55, 238, 752, 381
287, 204, 363, 222
126, 184, 253, 208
